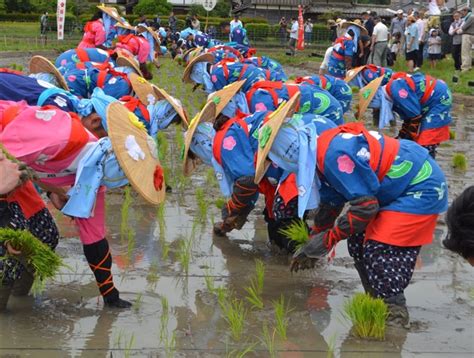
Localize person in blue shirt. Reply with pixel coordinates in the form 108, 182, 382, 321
256, 119, 448, 326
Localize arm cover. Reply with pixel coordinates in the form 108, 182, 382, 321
221, 176, 259, 230
312, 203, 344, 234
398, 115, 422, 140
301, 196, 379, 258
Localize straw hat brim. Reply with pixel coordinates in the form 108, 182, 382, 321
344, 66, 365, 83
116, 56, 143, 77
340, 21, 369, 36
29, 55, 69, 91
153, 86, 189, 128
182, 101, 217, 176
129, 73, 189, 128
107, 102, 166, 204
115, 22, 134, 30
357, 76, 384, 120
254, 92, 301, 184
97, 4, 123, 23
182, 53, 214, 83
207, 80, 246, 119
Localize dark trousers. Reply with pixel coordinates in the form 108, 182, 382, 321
452, 44, 461, 71
417, 42, 425, 68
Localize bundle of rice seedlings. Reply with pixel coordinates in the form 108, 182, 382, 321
452, 153, 467, 171
0, 228, 65, 294
278, 220, 309, 250
343, 293, 388, 340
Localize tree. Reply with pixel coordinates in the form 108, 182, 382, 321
5, 0, 35, 13
211, 0, 231, 18
133, 0, 172, 16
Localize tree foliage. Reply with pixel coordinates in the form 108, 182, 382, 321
133, 0, 172, 16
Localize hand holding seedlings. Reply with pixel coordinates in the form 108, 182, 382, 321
5, 241, 21, 255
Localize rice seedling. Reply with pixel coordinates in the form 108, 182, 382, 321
326, 332, 337, 358
272, 295, 293, 340
343, 293, 388, 340
222, 297, 247, 341
157, 132, 169, 162
146, 261, 160, 289
157, 202, 166, 235
177, 236, 193, 274
195, 188, 208, 223
205, 168, 218, 187
226, 342, 257, 357
133, 292, 143, 312
449, 130, 456, 140
216, 286, 229, 308
113, 330, 136, 358
120, 185, 133, 239
160, 236, 170, 261
245, 259, 265, 309
0, 228, 66, 295
159, 296, 176, 357
452, 153, 468, 171
278, 220, 309, 250
215, 197, 227, 210
126, 228, 136, 268
259, 322, 277, 358
204, 266, 216, 293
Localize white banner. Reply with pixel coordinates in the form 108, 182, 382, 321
57, 0, 66, 40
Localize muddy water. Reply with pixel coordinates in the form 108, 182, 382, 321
0, 58, 473, 357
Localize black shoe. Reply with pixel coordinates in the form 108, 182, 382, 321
104, 296, 132, 309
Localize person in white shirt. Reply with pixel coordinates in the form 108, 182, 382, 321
449, 10, 463, 71
415, 11, 426, 69
427, 28, 442, 68
370, 16, 389, 66
229, 14, 243, 40
287, 17, 299, 56
304, 18, 313, 45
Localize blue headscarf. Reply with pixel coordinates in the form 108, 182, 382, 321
180, 27, 196, 39
220, 92, 249, 118
189, 122, 215, 166
147, 100, 178, 136
102, 13, 118, 47
76, 87, 118, 131
138, 24, 156, 61
368, 86, 394, 129
62, 137, 128, 218
29, 73, 59, 87
190, 62, 214, 93
267, 120, 319, 217
37, 86, 81, 110
346, 25, 360, 52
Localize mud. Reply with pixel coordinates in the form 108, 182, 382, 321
0, 56, 473, 357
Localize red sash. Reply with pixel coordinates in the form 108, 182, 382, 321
212, 113, 249, 165
121, 95, 150, 122
386, 73, 437, 105
75, 48, 90, 63
317, 122, 399, 182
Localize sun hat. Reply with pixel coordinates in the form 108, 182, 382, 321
182, 101, 216, 176
97, 4, 123, 23
129, 73, 189, 127
116, 55, 143, 76
356, 75, 385, 119
254, 92, 301, 184
106, 102, 166, 204
182, 52, 215, 83
29, 56, 69, 91
340, 21, 369, 36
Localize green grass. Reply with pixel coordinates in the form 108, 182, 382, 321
259, 322, 277, 358
244, 259, 265, 310
452, 152, 468, 171
0, 228, 66, 295
278, 220, 309, 250
195, 187, 208, 224
343, 293, 388, 340
177, 236, 193, 274
0, 22, 81, 51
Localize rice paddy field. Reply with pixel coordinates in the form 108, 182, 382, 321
0, 52, 473, 357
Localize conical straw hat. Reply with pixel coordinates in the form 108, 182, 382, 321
116, 55, 143, 77
254, 92, 301, 184
357, 75, 384, 120
182, 52, 214, 83
207, 79, 246, 119
29, 55, 69, 90
115, 21, 134, 30
345, 66, 365, 83
129, 73, 189, 128
97, 4, 123, 24
107, 102, 166, 204
340, 21, 369, 36
182, 101, 216, 176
